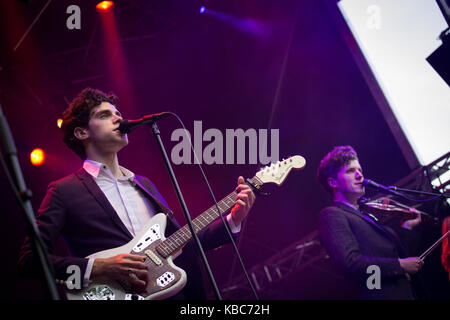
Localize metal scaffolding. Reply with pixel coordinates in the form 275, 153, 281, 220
221, 230, 328, 299
385, 151, 450, 220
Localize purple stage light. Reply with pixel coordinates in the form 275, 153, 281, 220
200, 6, 206, 14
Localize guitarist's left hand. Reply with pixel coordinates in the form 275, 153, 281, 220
230, 176, 256, 226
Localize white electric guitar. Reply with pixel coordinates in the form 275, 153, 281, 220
66, 155, 306, 300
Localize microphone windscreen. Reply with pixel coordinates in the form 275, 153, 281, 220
118, 120, 132, 134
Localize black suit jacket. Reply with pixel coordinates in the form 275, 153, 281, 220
18, 168, 234, 299
318, 202, 415, 300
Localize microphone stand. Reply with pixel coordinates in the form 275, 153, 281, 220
149, 121, 222, 300
389, 186, 450, 198
0, 105, 60, 300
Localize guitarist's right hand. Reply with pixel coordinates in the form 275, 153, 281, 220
91, 253, 148, 292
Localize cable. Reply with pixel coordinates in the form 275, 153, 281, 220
0, 148, 23, 212
389, 187, 448, 202
0, 107, 60, 300
166, 112, 259, 300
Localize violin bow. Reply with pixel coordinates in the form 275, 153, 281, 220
419, 230, 450, 260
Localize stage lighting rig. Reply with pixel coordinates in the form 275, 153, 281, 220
96, 1, 114, 13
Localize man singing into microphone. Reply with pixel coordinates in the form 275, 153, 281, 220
18, 87, 255, 299
316, 145, 423, 299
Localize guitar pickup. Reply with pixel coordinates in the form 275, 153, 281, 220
145, 249, 162, 266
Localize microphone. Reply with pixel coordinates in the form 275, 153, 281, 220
362, 179, 404, 198
118, 112, 171, 134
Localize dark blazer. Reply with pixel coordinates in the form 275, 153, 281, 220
18, 168, 234, 299
318, 201, 415, 300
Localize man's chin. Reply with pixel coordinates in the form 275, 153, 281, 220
119, 134, 128, 143
352, 187, 365, 197
115, 137, 129, 150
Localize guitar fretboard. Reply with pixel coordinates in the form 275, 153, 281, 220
155, 190, 238, 258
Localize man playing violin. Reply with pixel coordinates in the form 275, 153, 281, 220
317, 145, 423, 299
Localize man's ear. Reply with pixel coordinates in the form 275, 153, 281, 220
327, 177, 337, 189
73, 127, 89, 140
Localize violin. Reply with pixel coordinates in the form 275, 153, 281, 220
358, 197, 438, 224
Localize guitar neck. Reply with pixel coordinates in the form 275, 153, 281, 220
155, 189, 239, 258
152, 155, 305, 258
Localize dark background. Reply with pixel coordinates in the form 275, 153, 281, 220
0, 0, 448, 299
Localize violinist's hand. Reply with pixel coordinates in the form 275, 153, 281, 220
398, 257, 424, 275
401, 208, 421, 230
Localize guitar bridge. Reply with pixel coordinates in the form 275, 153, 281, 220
156, 272, 175, 287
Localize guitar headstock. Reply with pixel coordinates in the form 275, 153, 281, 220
254, 155, 306, 186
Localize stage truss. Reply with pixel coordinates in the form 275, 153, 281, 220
221, 230, 328, 299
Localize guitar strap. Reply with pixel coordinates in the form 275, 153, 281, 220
132, 175, 174, 220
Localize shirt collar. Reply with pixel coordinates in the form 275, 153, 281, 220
333, 200, 359, 212
333, 200, 379, 222
83, 159, 135, 181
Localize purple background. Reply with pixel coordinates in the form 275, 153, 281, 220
1, 0, 448, 299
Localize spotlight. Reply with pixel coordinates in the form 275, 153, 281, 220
30, 148, 45, 166
200, 6, 206, 14
57, 119, 63, 129
96, 1, 114, 13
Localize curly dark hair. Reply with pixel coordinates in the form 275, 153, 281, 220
61, 88, 119, 159
317, 145, 359, 194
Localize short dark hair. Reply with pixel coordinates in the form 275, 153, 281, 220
317, 145, 358, 194
61, 88, 118, 159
